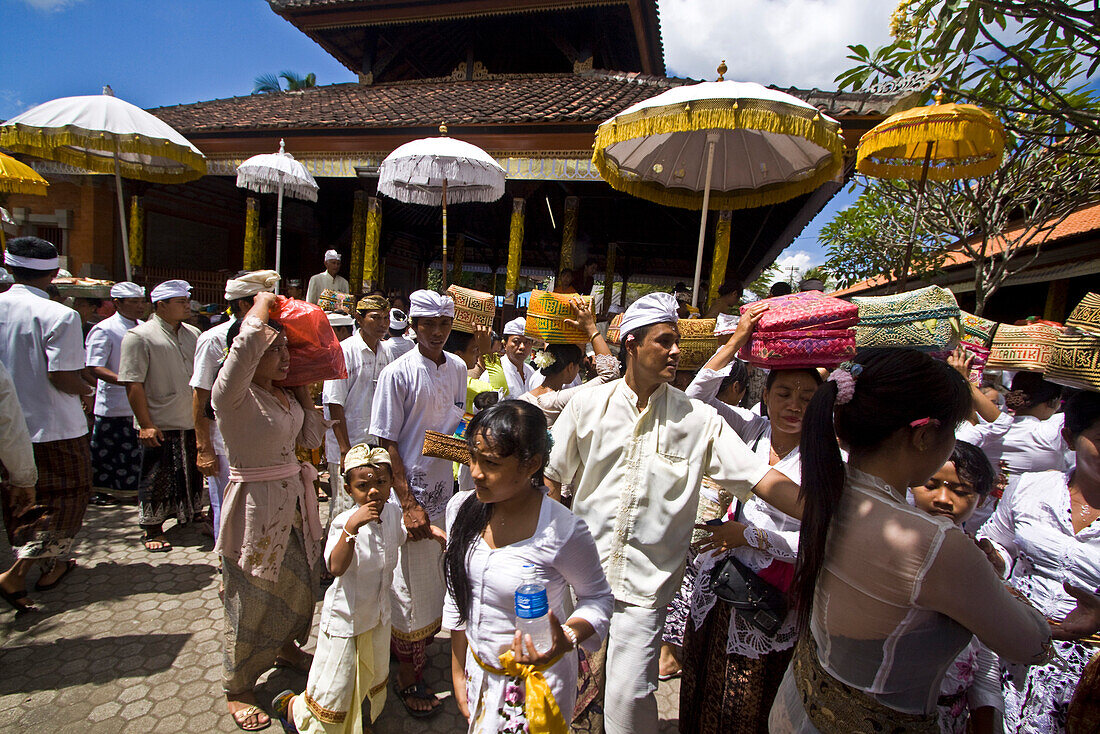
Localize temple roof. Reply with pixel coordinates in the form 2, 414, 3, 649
151, 71, 906, 138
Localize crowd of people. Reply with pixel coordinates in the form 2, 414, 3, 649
0, 235, 1097, 734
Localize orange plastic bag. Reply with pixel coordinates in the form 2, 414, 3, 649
270, 296, 347, 386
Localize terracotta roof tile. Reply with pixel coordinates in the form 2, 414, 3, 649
149, 71, 905, 135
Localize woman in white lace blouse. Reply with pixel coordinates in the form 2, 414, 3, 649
977, 390, 1100, 734
768, 349, 1053, 733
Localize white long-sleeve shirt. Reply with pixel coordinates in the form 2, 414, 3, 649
546, 379, 771, 608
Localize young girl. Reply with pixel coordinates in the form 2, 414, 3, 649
909, 440, 1002, 734
443, 401, 613, 733
272, 444, 411, 734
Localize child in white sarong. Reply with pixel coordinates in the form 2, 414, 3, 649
909, 440, 1004, 734
273, 444, 413, 733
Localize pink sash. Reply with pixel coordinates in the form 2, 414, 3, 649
228, 461, 323, 570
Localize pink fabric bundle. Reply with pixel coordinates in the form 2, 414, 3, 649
739, 292, 858, 368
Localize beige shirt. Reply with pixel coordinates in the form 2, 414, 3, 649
306, 271, 350, 304
546, 379, 771, 608
118, 313, 200, 431
0, 360, 37, 488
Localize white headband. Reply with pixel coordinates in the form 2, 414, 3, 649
4, 252, 59, 270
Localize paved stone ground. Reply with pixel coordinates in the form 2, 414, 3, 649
0, 500, 681, 733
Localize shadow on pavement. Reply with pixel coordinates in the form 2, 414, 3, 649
0, 633, 190, 694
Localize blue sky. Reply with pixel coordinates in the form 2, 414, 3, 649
2, 0, 898, 275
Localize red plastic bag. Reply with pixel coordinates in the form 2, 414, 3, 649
270, 296, 347, 387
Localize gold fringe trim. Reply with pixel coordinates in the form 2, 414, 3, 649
350, 191, 366, 294
857, 112, 1005, 181
390, 619, 441, 642
0, 126, 206, 183
708, 210, 732, 308
506, 199, 524, 296
304, 690, 347, 725
592, 100, 845, 211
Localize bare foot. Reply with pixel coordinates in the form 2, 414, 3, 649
227, 692, 270, 731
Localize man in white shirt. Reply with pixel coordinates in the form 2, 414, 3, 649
191, 270, 280, 542
384, 308, 416, 360
545, 292, 803, 734
500, 316, 540, 397
306, 249, 350, 305
85, 281, 147, 505
323, 294, 393, 520
119, 279, 203, 552
369, 289, 466, 716
0, 237, 93, 610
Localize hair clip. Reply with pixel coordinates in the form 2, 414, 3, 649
909, 417, 941, 429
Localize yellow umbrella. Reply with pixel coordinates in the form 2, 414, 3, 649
0, 151, 49, 196
856, 95, 1005, 290
592, 64, 844, 307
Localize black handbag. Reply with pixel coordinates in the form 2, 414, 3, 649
707, 500, 789, 635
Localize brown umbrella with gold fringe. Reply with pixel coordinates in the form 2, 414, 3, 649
856, 94, 1005, 291
0, 152, 49, 250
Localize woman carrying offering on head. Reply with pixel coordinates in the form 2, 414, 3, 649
676, 302, 822, 733
212, 292, 327, 731
443, 401, 613, 733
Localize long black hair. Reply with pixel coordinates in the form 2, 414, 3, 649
442, 401, 551, 625
792, 348, 971, 632
1065, 389, 1100, 438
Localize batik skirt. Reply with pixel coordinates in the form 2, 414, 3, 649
138, 429, 204, 527
0, 436, 92, 567
90, 415, 141, 493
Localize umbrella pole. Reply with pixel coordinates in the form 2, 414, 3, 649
114, 153, 132, 281
897, 142, 934, 293
275, 179, 284, 295
692, 136, 718, 309
441, 178, 449, 290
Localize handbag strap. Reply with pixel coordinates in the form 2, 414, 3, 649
730, 431, 767, 523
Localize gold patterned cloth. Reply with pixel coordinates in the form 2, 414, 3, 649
791, 635, 937, 734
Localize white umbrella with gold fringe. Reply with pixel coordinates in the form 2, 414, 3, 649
0, 86, 207, 280
592, 63, 844, 308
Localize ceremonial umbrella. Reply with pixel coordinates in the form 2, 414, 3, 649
235, 139, 319, 293
0, 152, 49, 249
592, 69, 844, 307
0, 87, 207, 280
378, 125, 506, 289
856, 94, 1005, 291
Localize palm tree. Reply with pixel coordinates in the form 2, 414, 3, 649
252, 71, 317, 95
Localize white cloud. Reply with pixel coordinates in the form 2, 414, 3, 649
771, 249, 822, 283
657, 0, 895, 88
20, 0, 83, 10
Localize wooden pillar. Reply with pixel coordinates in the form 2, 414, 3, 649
349, 191, 367, 295
506, 198, 525, 304
1044, 279, 1069, 321
707, 210, 732, 310
453, 234, 465, 284
363, 196, 382, 292
559, 196, 579, 274
128, 195, 144, 271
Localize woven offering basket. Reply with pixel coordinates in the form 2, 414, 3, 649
1044, 330, 1100, 392
986, 323, 1063, 372
318, 289, 354, 313
447, 285, 495, 334
422, 430, 470, 465
1065, 292, 1100, 338
524, 290, 594, 345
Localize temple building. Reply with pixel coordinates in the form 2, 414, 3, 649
5, 0, 908, 304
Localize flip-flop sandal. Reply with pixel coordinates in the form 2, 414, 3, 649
393, 680, 438, 719
0, 585, 38, 614
34, 559, 76, 591
270, 690, 297, 733
230, 704, 271, 732
142, 536, 172, 553
658, 669, 682, 681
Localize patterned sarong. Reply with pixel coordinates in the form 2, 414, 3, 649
137, 429, 204, 527
223, 521, 319, 693
90, 415, 141, 492
0, 436, 92, 568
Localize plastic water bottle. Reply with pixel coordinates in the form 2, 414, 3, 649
514, 563, 553, 654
